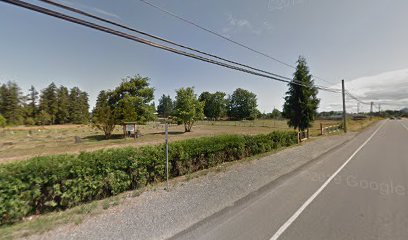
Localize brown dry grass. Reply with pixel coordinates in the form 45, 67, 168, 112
0, 119, 345, 163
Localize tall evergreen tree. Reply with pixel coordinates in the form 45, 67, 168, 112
157, 94, 174, 118
0, 81, 24, 125
79, 91, 90, 123
56, 86, 70, 124
39, 82, 58, 124
283, 56, 320, 132
92, 90, 116, 138
26, 85, 39, 118
68, 87, 90, 124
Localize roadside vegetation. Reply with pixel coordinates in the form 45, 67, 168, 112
0, 131, 298, 225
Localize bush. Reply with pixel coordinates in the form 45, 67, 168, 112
24, 117, 35, 126
0, 114, 6, 128
0, 131, 297, 225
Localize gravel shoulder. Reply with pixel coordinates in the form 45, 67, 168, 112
27, 132, 356, 240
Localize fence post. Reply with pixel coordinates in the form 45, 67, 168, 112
320, 123, 323, 135
165, 123, 169, 190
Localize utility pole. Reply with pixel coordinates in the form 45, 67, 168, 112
370, 102, 374, 115
342, 80, 347, 133
357, 102, 360, 114
165, 123, 169, 190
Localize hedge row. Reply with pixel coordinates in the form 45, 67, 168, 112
0, 131, 297, 225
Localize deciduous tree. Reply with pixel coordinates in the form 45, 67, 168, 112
227, 88, 258, 120
199, 91, 227, 120
109, 75, 155, 124
174, 87, 204, 132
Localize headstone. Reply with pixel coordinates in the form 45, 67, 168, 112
74, 136, 81, 144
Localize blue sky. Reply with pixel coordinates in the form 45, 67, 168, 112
1, 0, 408, 113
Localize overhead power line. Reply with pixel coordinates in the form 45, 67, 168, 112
138, 0, 336, 85
39, 0, 291, 82
2, 0, 341, 93
40, 0, 339, 92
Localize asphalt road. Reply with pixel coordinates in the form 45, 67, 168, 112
172, 119, 408, 240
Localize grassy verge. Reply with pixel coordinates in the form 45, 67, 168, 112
347, 117, 383, 132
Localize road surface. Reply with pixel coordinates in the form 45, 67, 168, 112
172, 119, 408, 240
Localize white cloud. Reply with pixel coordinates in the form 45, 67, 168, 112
320, 68, 408, 112
268, 0, 305, 11
222, 14, 262, 36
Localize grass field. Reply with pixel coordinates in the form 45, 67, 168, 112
0, 118, 376, 163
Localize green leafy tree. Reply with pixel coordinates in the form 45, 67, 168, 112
39, 82, 58, 124
0, 114, 6, 128
157, 94, 174, 118
271, 108, 282, 119
56, 86, 70, 124
109, 75, 155, 124
174, 87, 204, 132
92, 90, 116, 139
227, 88, 258, 120
283, 56, 320, 132
199, 91, 227, 120
0, 81, 24, 125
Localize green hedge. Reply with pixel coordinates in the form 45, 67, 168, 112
0, 131, 297, 225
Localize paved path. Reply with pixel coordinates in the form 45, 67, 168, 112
174, 119, 408, 240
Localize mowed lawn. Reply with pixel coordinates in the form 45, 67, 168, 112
0, 119, 344, 163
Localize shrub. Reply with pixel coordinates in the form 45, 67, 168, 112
0, 114, 6, 128
0, 131, 297, 225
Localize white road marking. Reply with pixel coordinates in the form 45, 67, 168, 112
400, 121, 408, 132
269, 120, 387, 240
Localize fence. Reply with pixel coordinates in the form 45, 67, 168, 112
320, 123, 341, 135
298, 129, 309, 143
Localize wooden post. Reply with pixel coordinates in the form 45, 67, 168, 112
297, 131, 300, 144
320, 123, 323, 135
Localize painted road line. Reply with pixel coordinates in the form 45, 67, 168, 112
269, 120, 387, 240
400, 121, 408, 132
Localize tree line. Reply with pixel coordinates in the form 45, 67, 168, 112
0, 82, 90, 126
157, 88, 260, 121
1, 56, 320, 138
91, 74, 267, 137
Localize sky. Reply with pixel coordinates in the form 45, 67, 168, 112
1, 0, 408, 113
